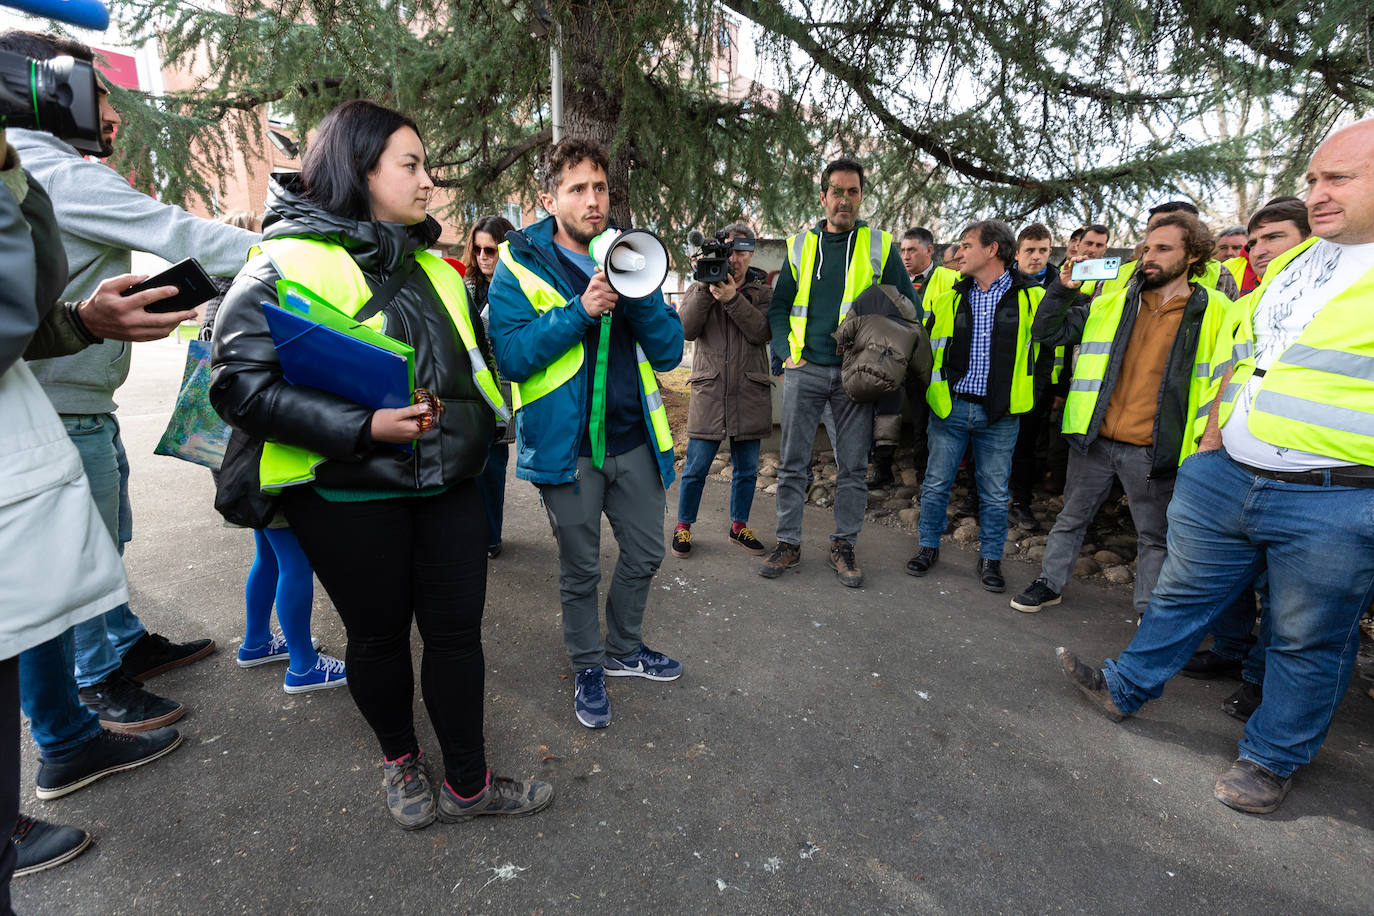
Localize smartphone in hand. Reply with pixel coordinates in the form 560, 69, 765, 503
1071, 257, 1122, 282
122, 258, 218, 313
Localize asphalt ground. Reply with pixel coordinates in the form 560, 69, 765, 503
15, 339, 1374, 914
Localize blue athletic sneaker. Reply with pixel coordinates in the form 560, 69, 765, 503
283, 654, 347, 694
574, 667, 611, 729
237, 631, 323, 668
604, 644, 683, 681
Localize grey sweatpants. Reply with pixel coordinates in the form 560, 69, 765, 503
539, 444, 667, 672
1039, 436, 1174, 615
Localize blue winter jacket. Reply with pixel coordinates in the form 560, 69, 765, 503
488, 215, 683, 487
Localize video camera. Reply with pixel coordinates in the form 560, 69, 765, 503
0, 51, 102, 153
0, 0, 111, 154
688, 229, 755, 285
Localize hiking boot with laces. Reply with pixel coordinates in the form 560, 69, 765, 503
77, 671, 184, 732
11, 815, 92, 876
670, 528, 692, 558
437, 769, 554, 821
828, 538, 863, 588
728, 526, 766, 555
382, 751, 436, 830
759, 541, 800, 578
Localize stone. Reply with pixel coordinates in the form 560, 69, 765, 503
900, 469, 921, 488
815, 496, 831, 509
718, 466, 733, 480
1021, 534, 1049, 548
758, 465, 778, 478
952, 525, 979, 543
867, 490, 888, 507
1025, 545, 1046, 562
898, 507, 920, 528
885, 497, 910, 511
1103, 565, 1134, 584
1081, 542, 1097, 555
1073, 557, 1100, 577
709, 459, 727, 475
764, 483, 778, 495
894, 486, 919, 500
1094, 550, 1125, 566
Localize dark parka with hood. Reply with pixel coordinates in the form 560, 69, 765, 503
677, 265, 773, 440
209, 175, 495, 492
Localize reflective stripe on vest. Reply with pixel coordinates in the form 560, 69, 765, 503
497, 242, 673, 456
785, 227, 890, 363
496, 241, 584, 410
924, 284, 1041, 419
253, 238, 509, 490
1213, 235, 1374, 463
1062, 284, 1229, 464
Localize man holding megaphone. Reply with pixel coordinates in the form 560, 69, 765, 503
488, 138, 685, 731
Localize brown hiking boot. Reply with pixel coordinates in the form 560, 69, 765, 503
1214, 759, 1291, 814
759, 542, 800, 578
828, 539, 863, 588
1056, 647, 1127, 722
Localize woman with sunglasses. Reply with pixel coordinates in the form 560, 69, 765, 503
210, 100, 552, 829
462, 216, 516, 558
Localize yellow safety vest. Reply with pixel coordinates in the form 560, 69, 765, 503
785, 226, 891, 363
1212, 237, 1374, 465
495, 241, 673, 454
925, 283, 1042, 419
1223, 256, 1247, 289
253, 237, 508, 490
1062, 284, 1231, 464
918, 265, 959, 325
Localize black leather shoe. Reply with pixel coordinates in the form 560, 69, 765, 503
1222, 681, 1263, 721
977, 558, 1005, 592
1008, 502, 1040, 532
1181, 649, 1244, 680
905, 546, 939, 576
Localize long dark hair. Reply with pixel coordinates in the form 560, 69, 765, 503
462, 215, 516, 281
300, 100, 423, 222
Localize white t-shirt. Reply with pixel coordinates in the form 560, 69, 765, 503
1223, 239, 1374, 470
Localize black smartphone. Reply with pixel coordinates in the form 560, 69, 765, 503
121, 257, 218, 313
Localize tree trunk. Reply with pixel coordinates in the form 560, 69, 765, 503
565, 2, 633, 226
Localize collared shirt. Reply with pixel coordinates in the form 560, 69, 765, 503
953, 270, 1012, 397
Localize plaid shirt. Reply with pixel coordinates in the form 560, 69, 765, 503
952, 270, 1011, 398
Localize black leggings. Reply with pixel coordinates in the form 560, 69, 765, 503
282, 481, 488, 795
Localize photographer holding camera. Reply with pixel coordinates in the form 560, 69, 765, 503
671, 222, 772, 560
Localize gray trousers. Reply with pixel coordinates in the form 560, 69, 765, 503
1040, 436, 1174, 614
539, 444, 666, 672
775, 362, 874, 546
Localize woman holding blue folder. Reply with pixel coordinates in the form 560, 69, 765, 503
210, 100, 552, 830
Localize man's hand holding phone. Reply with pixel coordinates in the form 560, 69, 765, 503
77, 274, 196, 341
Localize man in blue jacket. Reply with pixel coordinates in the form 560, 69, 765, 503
488, 138, 684, 729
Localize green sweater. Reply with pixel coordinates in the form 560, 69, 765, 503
769, 220, 918, 366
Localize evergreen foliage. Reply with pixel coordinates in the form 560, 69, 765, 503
106, 0, 1372, 240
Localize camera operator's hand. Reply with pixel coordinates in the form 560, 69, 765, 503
582, 268, 617, 318
708, 275, 738, 302
77, 274, 196, 341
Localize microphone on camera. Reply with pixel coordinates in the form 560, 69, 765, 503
687, 230, 705, 249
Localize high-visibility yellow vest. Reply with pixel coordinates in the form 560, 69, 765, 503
253, 237, 508, 490
784, 226, 891, 363
918, 264, 959, 325
924, 283, 1042, 418
1213, 237, 1374, 465
1223, 256, 1247, 289
495, 241, 673, 454
1062, 284, 1231, 464
1097, 258, 1227, 298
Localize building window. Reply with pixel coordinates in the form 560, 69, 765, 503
501, 202, 522, 226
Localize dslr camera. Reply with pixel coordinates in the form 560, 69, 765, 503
689, 230, 754, 285
0, 50, 102, 153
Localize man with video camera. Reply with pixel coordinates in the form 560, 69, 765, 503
671, 222, 772, 561
2, 31, 258, 739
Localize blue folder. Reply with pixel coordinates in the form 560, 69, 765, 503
263, 301, 413, 412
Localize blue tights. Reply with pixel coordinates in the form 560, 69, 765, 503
245, 527, 318, 674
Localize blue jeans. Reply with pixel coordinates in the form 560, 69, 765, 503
918, 399, 1020, 560
1102, 450, 1374, 778
18, 630, 101, 760
676, 437, 762, 525
61, 414, 147, 688
476, 442, 509, 548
